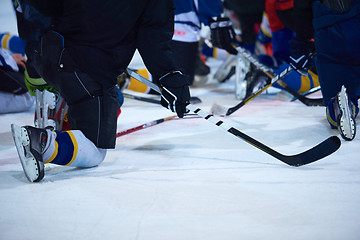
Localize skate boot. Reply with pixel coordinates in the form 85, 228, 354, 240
234, 57, 253, 99
333, 85, 356, 141
214, 54, 237, 83
11, 125, 49, 182
117, 72, 131, 91
242, 68, 271, 100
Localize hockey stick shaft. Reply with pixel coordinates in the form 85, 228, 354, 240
127, 68, 341, 166
116, 115, 177, 137
123, 92, 161, 104
123, 92, 202, 105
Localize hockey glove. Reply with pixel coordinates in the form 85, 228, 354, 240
210, 17, 238, 55
25, 65, 57, 96
289, 36, 315, 76
159, 71, 190, 118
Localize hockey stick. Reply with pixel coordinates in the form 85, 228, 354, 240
116, 115, 177, 137
123, 92, 202, 105
127, 68, 341, 166
281, 81, 324, 106
211, 48, 323, 116
123, 92, 161, 104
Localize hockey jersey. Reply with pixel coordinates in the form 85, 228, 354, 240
173, 0, 222, 42
266, 0, 294, 32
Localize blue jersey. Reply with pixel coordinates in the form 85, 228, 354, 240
174, 0, 222, 26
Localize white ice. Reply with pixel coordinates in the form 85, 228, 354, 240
1, 1, 359, 240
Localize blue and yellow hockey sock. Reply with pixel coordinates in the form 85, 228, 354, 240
43, 130, 107, 168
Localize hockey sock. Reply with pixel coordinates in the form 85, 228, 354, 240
43, 130, 107, 167
0, 33, 26, 55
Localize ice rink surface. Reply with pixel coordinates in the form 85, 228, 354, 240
1, 1, 359, 240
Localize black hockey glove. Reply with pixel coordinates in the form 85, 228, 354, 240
159, 71, 190, 118
210, 17, 238, 55
289, 36, 315, 76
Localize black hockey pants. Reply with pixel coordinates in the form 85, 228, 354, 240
33, 30, 119, 149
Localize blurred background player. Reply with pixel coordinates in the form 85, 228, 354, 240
119, 0, 223, 91
254, 0, 320, 98
223, 0, 265, 54
171, 0, 222, 86
289, 0, 360, 140
206, 0, 320, 100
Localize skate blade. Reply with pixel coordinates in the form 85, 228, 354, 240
337, 87, 356, 141
11, 124, 42, 182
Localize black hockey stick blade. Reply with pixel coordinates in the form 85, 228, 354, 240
127, 68, 341, 166
283, 84, 324, 106
277, 136, 341, 166
190, 105, 341, 166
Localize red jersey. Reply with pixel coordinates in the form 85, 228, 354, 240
266, 0, 294, 32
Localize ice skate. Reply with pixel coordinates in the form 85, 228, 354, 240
333, 85, 356, 141
11, 124, 48, 182
243, 69, 271, 100
117, 72, 131, 91
214, 54, 236, 83
234, 57, 252, 99
34, 89, 68, 131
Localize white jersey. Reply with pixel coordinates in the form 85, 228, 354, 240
173, 11, 201, 42
172, 0, 222, 43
